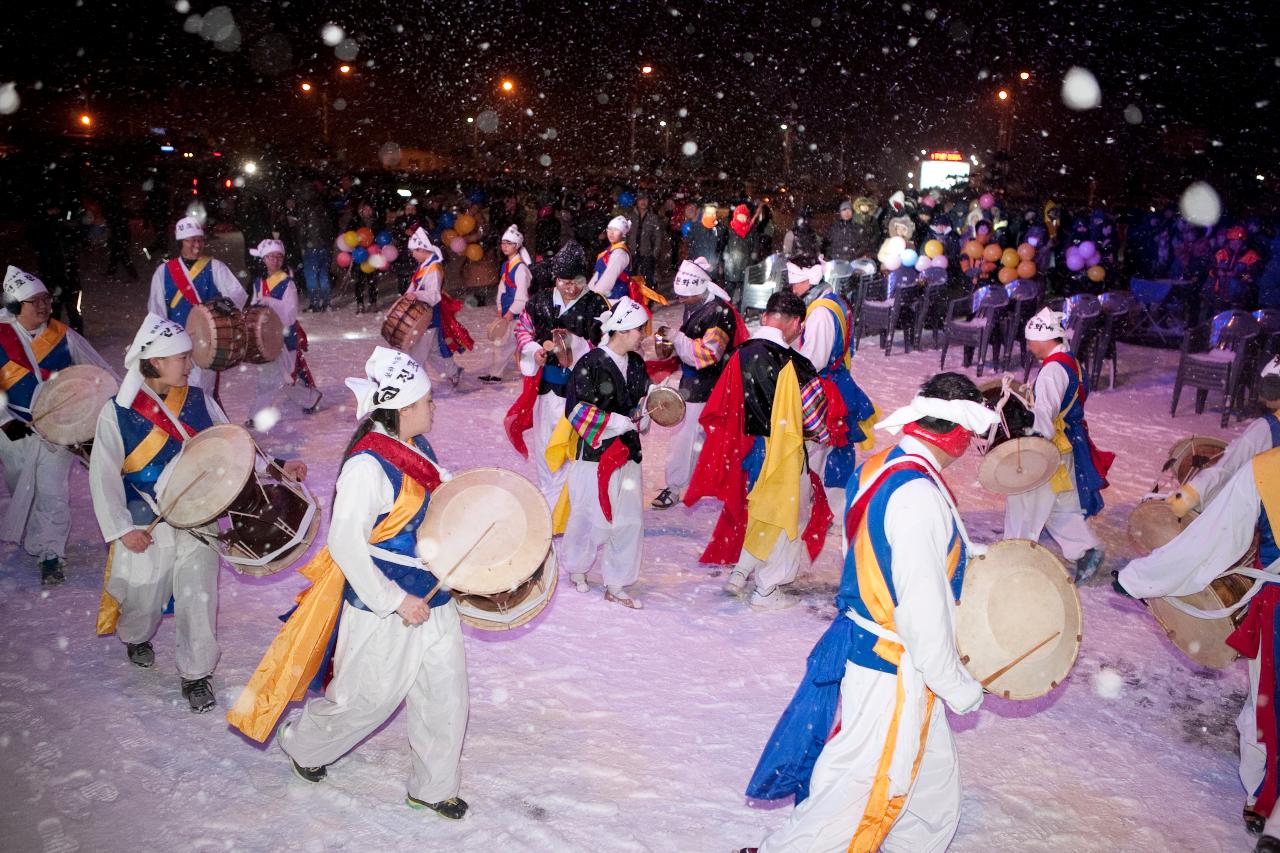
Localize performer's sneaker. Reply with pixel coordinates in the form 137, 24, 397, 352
605, 587, 644, 609
1257, 835, 1280, 853
723, 570, 749, 595
126, 641, 155, 668
750, 586, 796, 611
181, 677, 216, 713
570, 573, 589, 593
406, 794, 468, 820
1074, 548, 1105, 585
478, 374, 501, 383
38, 556, 66, 587
289, 757, 328, 783
1246, 806, 1267, 834
303, 392, 323, 415
650, 488, 678, 509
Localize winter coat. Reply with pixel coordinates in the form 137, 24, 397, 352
626, 210, 664, 258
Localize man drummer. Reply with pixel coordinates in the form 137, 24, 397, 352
479, 225, 532, 384
263, 346, 470, 819
246, 238, 321, 425
403, 227, 465, 389
685, 291, 833, 610
1004, 307, 1112, 584
0, 265, 117, 585
739, 372, 996, 853
88, 313, 306, 712
146, 216, 247, 396
1117, 449, 1280, 851
587, 216, 633, 301
505, 241, 608, 508
558, 296, 652, 608
651, 257, 741, 510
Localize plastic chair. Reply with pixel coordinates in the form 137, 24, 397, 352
1000, 280, 1044, 372
1171, 310, 1259, 428
912, 268, 951, 351
940, 285, 1009, 376
1091, 291, 1138, 391
859, 274, 922, 356
740, 253, 787, 313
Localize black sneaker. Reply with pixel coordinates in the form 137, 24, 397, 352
127, 641, 155, 668
650, 488, 678, 509
478, 374, 501, 383
290, 756, 328, 783
181, 677, 216, 713
39, 556, 66, 587
1074, 548, 1104, 585
303, 391, 323, 415
406, 795, 468, 820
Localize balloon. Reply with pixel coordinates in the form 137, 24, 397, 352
1078, 241, 1096, 259
619, 191, 636, 208
369, 253, 388, 271
375, 230, 393, 246
465, 243, 484, 262
351, 246, 369, 264
681, 221, 693, 237
357, 227, 374, 248
1087, 264, 1106, 283
335, 251, 352, 268
454, 214, 477, 236
359, 260, 375, 274
381, 243, 398, 263
915, 255, 932, 271
442, 228, 458, 243
900, 248, 919, 267
1065, 252, 1086, 272
438, 211, 456, 229
924, 239, 944, 258
335, 234, 351, 253
883, 254, 902, 271
963, 240, 983, 260
449, 236, 467, 254
1001, 248, 1020, 268
1017, 243, 1035, 261
342, 230, 360, 249
933, 254, 949, 269
1086, 252, 1102, 268
997, 266, 1018, 284
979, 192, 995, 209
982, 244, 1003, 263
1016, 260, 1037, 279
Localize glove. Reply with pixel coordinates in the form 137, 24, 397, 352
619, 430, 643, 464
1166, 486, 1199, 519
949, 681, 985, 715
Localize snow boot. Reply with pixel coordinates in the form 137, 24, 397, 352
39, 556, 66, 587
127, 641, 155, 668
723, 570, 749, 595
181, 677, 216, 713
570, 573, 589, 593
750, 586, 796, 611
406, 794, 468, 820
1245, 806, 1266, 834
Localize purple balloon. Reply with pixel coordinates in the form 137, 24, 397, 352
1078, 241, 1097, 258
1066, 252, 1086, 272
979, 192, 995, 209
1065, 245, 1081, 260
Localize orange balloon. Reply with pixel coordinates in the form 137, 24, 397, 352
997, 265, 1018, 284
1001, 248, 1020, 268
464, 243, 485, 262
963, 240, 983, 260
1086, 264, 1106, 282
1016, 243, 1036, 261
1016, 260, 1037, 279
441, 228, 458, 243
357, 227, 374, 248
454, 213, 477, 236
982, 244, 1003, 263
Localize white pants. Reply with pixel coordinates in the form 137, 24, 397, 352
736, 472, 813, 592
806, 441, 847, 523
531, 391, 568, 509
251, 350, 321, 419
0, 429, 73, 560
281, 601, 469, 803
759, 662, 961, 853
411, 330, 461, 384
1242, 657, 1268, 806
1002, 453, 1100, 561
107, 523, 221, 680
561, 457, 643, 589
662, 401, 706, 494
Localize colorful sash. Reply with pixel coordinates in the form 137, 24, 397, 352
0, 319, 71, 412
1043, 351, 1113, 516
165, 257, 212, 312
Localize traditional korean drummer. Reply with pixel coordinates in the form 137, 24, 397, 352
246, 238, 321, 425
0, 265, 117, 586
402, 227, 465, 389
88, 314, 305, 713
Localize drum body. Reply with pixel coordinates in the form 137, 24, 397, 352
382, 296, 433, 352
653, 326, 676, 360
30, 365, 119, 449
187, 299, 247, 371
550, 329, 573, 369
1127, 499, 1194, 557
455, 551, 559, 630
1147, 543, 1258, 669
978, 376, 1036, 446
646, 386, 687, 427
243, 305, 285, 364
955, 539, 1082, 700
975, 376, 1058, 495
1164, 436, 1228, 485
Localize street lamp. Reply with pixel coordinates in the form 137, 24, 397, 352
1019, 71, 1030, 81
300, 81, 312, 92
641, 64, 653, 75
501, 79, 515, 93
79, 113, 92, 128
338, 64, 351, 74
629, 64, 656, 167
997, 89, 1009, 101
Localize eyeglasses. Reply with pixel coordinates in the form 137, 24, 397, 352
24, 295, 53, 307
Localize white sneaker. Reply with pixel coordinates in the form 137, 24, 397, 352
723, 570, 749, 595
750, 586, 796, 611
570, 573, 589, 593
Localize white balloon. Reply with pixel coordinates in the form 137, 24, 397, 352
1179, 181, 1222, 227
1061, 66, 1101, 111
883, 255, 902, 271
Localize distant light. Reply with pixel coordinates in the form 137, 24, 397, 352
501, 79, 515, 93
466, 116, 474, 123
780, 123, 788, 130
300, 82, 313, 92
1019, 71, 1030, 81
640, 64, 654, 75
182, 152, 194, 158
338, 64, 351, 74
997, 90, 1009, 101
192, 178, 198, 186
159, 144, 175, 153
397, 188, 412, 197
224, 179, 232, 188
79, 113, 92, 127
1260, 174, 1267, 181
243, 161, 257, 175
212, 151, 222, 157
907, 172, 914, 178
659, 120, 667, 127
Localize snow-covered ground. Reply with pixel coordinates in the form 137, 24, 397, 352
0, 262, 1257, 852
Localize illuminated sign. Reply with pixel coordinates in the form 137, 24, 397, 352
928, 151, 964, 162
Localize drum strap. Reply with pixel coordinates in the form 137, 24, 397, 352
1162, 562, 1280, 620
980, 375, 1034, 450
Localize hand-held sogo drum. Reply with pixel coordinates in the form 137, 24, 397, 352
550, 329, 573, 368
155, 424, 318, 576
187, 298, 248, 372
382, 295, 433, 352
644, 386, 686, 428
976, 375, 1059, 496
416, 468, 554, 631
243, 305, 284, 364
955, 539, 1082, 700
1128, 436, 1229, 556
30, 365, 120, 455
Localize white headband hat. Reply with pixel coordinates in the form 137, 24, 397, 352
674, 258, 712, 296
1262, 356, 1280, 379
607, 215, 631, 236
1024, 307, 1066, 342
3, 265, 48, 305
500, 224, 523, 246
599, 296, 649, 333
344, 346, 432, 420
786, 261, 824, 286
117, 313, 193, 409
249, 238, 286, 258
408, 227, 439, 253
174, 216, 204, 241
876, 395, 998, 436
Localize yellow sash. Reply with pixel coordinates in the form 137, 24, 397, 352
544, 417, 580, 534
1047, 380, 1081, 493
744, 361, 805, 560
120, 386, 190, 475
0, 319, 68, 391
1254, 447, 1280, 527
167, 257, 211, 309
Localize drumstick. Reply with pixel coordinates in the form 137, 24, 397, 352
31, 396, 77, 424
145, 470, 209, 534
979, 630, 1062, 688
401, 522, 497, 626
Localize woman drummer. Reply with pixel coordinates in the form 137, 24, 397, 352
246, 238, 321, 425
278, 345, 470, 820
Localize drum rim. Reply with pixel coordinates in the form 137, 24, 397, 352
1126, 498, 1192, 557
30, 364, 119, 446
647, 386, 686, 427
158, 423, 259, 528
976, 435, 1060, 495
455, 550, 559, 631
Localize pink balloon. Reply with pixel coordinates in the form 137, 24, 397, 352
366, 244, 381, 255
914, 255, 932, 271
933, 254, 949, 269
449, 236, 467, 254
335, 251, 353, 268
979, 193, 995, 209
1065, 252, 1086, 272
1078, 241, 1097, 258
381, 243, 398, 263
335, 234, 350, 253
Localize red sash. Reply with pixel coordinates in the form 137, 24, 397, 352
438, 292, 475, 354
132, 390, 195, 442
598, 438, 633, 523
0, 323, 44, 378
504, 371, 542, 459
350, 431, 442, 492
166, 258, 203, 307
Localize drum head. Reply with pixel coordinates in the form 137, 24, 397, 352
1127, 499, 1192, 557
31, 365, 119, 446
977, 436, 1060, 495
956, 539, 1082, 700
158, 424, 258, 528
647, 386, 686, 428
1147, 572, 1253, 669
1165, 436, 1228, 485
245, 305, 284, 363
455, 550, 559, 631
186, 304, 219, 370
416, 468, 552, 596
487, 316, 513, 344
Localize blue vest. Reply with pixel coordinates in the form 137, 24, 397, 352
808, 293, 876, 487
0, 322, 74, 421
114, 390, 217, 525
162, 259, 221, 325
256, 274, 299, 351
499, 257, 527, 315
